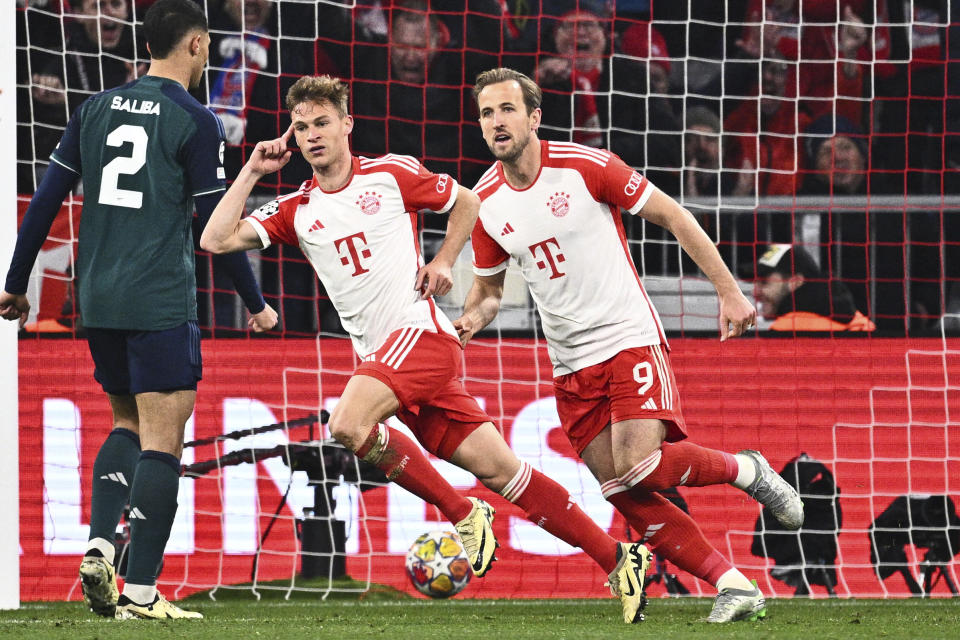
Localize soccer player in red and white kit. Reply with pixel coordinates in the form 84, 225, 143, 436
456, 68, 804, 623
201, 75, 652, 622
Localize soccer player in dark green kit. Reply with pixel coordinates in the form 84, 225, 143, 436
0, 0, 277, 619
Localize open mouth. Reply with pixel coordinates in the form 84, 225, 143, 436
309, 145, 325, 155
100, 21, 122, 41
493, 133, 510, 143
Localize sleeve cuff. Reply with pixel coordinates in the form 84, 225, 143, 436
437, 179, 460, 213
627, 182, 656, 215
244, 218, 272, 249
473, 260, 509, 276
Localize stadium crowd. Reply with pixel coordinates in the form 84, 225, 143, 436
14, 0, 960, 333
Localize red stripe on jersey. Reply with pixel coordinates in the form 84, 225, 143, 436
609, 203, 668, 348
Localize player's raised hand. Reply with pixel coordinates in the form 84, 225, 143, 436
718, 287, 756, 341
249, 125, 294, 176
415, 258, 453, 300
0, 290, 30, 328
248, 303, 279, 333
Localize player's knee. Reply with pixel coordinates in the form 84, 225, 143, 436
327, 408, 364, 451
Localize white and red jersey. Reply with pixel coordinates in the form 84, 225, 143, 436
246, 154, 459, 357
472, 140, 666, 376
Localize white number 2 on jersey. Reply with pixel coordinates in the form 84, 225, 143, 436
633, 362, 653, 395
98, 124, 147, 209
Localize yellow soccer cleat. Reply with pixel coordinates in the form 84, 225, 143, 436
606, 542, 652, 623
454, 497, 498, 577
115, 592, 203, 620
79, 556, 119, 617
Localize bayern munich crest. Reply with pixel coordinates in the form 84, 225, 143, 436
546, 191, 571, 218
355, 191, 382, 215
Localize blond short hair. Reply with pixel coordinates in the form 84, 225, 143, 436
285, 75, 349, 117
473, 67, 542, 114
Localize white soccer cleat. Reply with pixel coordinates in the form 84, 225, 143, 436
605, 542, 651, 623
454, 497, 498, 577
115, 592, 203, 620
739, 449, 804, 530
79, 556, 119, 617
706, 581, 766, 623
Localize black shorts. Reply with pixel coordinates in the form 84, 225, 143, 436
86, 321, 202, 395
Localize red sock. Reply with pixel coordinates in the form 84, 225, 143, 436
621, 441, 737, 491
604, 484, 731, 586
356, 425, 472, 524
502, 461, 619, 573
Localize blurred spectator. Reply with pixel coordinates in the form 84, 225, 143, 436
612, 20, 683, 195
735, 0, 887, 129
682, 105, 752, 198
874, 0, 950, 196
751, 244, 875, 332
725, 57, 811, 197
25, 0, 141, 186
618, 20, 671, 97
208, 0, 277, 147
536, 8, 610, 147
799, 115, 869, 197
351, 1, 466, 178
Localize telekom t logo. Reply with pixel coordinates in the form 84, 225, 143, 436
528, 237, 566, 279
334, 232, 372, 276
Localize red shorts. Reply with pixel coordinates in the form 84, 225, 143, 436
554, 345, 687, 454
355, 328, 492, 460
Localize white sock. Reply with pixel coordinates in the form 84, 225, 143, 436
715, 568, 754, 592
122, 583, 157, 605
85, 537, 116, 566
731, 454, 758, 490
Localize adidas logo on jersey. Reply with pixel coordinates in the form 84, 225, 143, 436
501, 222, 515, 236
128, 507, 147, 520
308, 219, 324, 232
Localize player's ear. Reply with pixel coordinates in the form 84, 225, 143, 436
343, 114, 354, 136
530, 107, 542, 132
190, 33, 202, 56
788, 274, 804, 291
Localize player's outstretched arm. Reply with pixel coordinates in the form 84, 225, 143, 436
638, 188, 756, 341
201, 126, 294, 255
454, 271, 506, 347
415, 185, 480, 299
1, 162, 80, 328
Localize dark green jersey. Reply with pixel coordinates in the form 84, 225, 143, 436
51, 75, 226, 330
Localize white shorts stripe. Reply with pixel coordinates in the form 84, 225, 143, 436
653, 345, 673, 410
380, 328, 413, 365
649, 345, 667, 410
386, 329, 423, 369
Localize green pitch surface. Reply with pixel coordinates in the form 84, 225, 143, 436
2, 593, 958, 640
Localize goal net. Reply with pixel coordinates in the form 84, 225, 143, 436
13, 0, 959, 601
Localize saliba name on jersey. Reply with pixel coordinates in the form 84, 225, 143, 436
110, 96, 160, 115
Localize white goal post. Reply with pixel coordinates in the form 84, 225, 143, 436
0, 0, 21, 611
